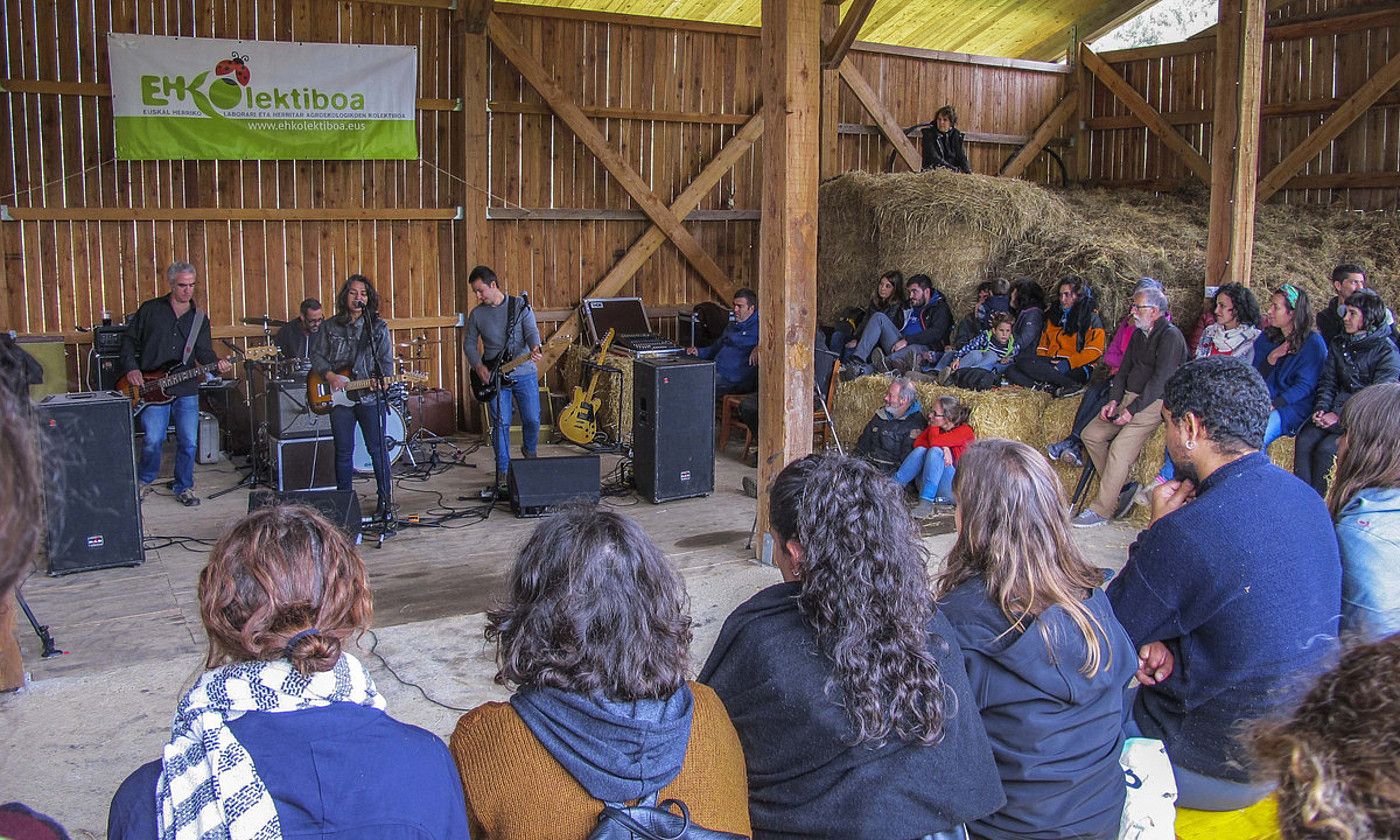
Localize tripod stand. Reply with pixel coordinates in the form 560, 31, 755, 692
15, 586, 64, 659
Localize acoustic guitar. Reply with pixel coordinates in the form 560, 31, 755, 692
558, 329, 616, 446
119, 345, 277, 412
470, 349, 537, 403
306, 369, 429, 415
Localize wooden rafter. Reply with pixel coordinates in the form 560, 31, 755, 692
484, 14, 735, 302
1019, 0, 1159, 62
1080, 45, 1210, 183
822, 0, 877, 68
538, 113, 764, 371
1255, 50, 1400, 203
1000, 93, 1078, 179
837, 58, 921, 172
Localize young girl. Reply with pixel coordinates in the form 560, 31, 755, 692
937, 439, 1136, 840
829, 270, 906, 353
893, 395, 974, 518
925, 312, 1016, 383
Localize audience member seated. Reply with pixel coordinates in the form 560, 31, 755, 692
1073, 285, 1187, 527
881, 273, 954, 374
853, 377, 927, 474
951, 279, 1011, 351
1325, 382, 1400, 641
938, 439, 1137, 840
1295, 288, 1400, 496
450, 504, 751, 839
1007, 279, 1047, 362
701, 452, 1004, 839
894, 394, 974, 519
1252, 284, 1328, 449
1005, 276, 1105, 397
1046, 278, 1162, 468
1252, 633, 1400, 840
687, 287, 759, 397
921, 104, 972, 174
921, 312, 1016, 386
108, 506, 468, 839
828, 270, 904, 354
1315, 262, 1369, 346
1108, 357, 1341, 811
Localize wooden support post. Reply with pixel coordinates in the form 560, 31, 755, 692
1073, 29, 1093, 182
0, 593, 22, 692
1205, 0, 1266, 288
460, 8, 494, 426
838, 58, 921, 172
756, 0, 820, 559
1080, 45, 1211, 183
1255, 50, 1400, 203
820, 4, 841, 180
1001, 94, 1078, 178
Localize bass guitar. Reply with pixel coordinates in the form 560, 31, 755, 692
306, 369, 429, 415
470, 349, 537, 403
119, 345, 277, 412
558, 329, 616, 446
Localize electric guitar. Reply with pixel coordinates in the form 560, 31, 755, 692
306, 369, 429, 415
558, 329, 616, 446
470, 349, 538, 403
119, 345, 277, 412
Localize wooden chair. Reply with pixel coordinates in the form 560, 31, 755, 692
716, 393, 751, 454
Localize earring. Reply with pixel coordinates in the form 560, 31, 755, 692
1185, 440, 1196, 451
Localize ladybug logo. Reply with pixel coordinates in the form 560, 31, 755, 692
215, 51, 251, 86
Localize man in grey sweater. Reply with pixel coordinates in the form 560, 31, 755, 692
464, 265, 542, 486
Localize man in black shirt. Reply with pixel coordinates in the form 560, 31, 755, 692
120, 262, 231, 506
275, 298, 324, 360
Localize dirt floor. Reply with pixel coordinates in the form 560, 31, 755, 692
0, 436, 1140, 839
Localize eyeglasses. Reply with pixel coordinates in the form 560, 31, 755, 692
1130, 304, 1157, 312
930, 412, 946, 418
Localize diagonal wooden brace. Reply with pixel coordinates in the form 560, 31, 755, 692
838, 57, 922, 172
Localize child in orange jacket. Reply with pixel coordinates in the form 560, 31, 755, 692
893, 394, 975, 519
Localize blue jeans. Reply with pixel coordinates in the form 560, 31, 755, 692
894, 446, 956, 502
490, 361, 541, 477
138, 394, 199, 494
330, 400, 392, 503
851, 312, 905, 362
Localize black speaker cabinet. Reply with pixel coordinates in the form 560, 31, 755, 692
632, 357, 715, 503
263, 379, 332, 439
268, 436, 337, 492
36, 391, 145, 574
248, 489, 362, 540
90, 352, 124, 391
507, 455, 601, 517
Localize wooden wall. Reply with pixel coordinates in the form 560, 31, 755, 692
1084, 0, 1399, 209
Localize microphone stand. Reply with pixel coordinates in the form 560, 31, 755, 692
365, 304, 396, 540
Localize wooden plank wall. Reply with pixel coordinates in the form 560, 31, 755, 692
1085, 0, 1399, 209
0, 0, 462, 393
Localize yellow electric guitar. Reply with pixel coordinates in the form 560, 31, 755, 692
558, 329, 615, 446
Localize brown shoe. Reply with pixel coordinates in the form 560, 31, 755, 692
175, 489, 201, 507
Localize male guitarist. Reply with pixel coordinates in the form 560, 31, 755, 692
120, 262, 232, 507
310, 274, 395, 518
464, 265, 542, 493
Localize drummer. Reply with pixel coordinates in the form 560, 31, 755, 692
275, 298, 324, 360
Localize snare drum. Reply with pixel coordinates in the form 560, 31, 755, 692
353, 406, 406, 473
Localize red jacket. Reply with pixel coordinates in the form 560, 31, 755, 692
912, 423, 975, 463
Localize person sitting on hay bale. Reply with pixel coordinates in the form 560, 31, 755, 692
893, 394, 974, 519
852, 377, 927, 475
1316, 262, 1370, 347
950, 279, 1011, 351
1004, 276, 1105, 398
827, 270, 905, 354
686, 287, 759, 398
1252, 283, 1328, 451
1108, 357, 1341, 812
919, 312, 1016, 386
1073, 285, 1187, 527
920, 104, 972, 174
1007, 279, 1046, 360
879, 274, 955, 375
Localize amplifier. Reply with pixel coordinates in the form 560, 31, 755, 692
90, 351, 124, 392
632, 357, 715, 503
268, 436, 337, 492
93, 325, 126, 355
264, 379, 332, 439
248, 489, 361, 541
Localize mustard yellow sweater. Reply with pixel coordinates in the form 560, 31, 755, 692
449, 681, 751, 840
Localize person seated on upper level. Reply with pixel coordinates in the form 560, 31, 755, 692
921, 104, 972, 174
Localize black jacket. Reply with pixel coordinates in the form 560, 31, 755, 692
904, 292, 954, 350
1314, 326, 1400, 414
119, 296, 218, 397
921, 126, 972, 174
1109, 318, 1188, 414
699, 582, 1004, 840
1317, 297, 1345, 346
854, 401, 927, 473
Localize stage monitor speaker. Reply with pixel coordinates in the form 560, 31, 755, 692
248, 489, 362, 540
268, 436, 337, 492
264, 380, 332, 439
632, 357, 714, 503
36, 391, 145, 574
507, 455, 601, 517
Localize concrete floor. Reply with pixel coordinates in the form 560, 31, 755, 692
0, 437, 1139, 839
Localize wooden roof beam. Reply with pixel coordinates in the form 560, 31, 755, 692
837, 58, 921, 172
821, 0, 877, 68
1019, 0, 1159, 62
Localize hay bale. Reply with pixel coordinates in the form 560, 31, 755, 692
562, 345, 635, 441
832, 376, 1050, 453
817, 172, 882, 324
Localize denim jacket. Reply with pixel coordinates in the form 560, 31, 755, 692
1336, 486, 1400, 642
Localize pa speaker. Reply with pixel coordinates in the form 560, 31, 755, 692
36, 391, 145, 574
248, 489, 362, 540
507, 455, 601, 517
632, 357, 714, 503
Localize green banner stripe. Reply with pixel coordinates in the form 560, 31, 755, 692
115, 115, 418, 160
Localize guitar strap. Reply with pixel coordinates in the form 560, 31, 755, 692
181, 308, 205, 367
491, 295, 520, 373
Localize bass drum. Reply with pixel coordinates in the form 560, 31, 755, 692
353, 406, 406, 474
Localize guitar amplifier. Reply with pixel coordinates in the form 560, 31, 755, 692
263, 378, 332, 438
268, 436, 337, 492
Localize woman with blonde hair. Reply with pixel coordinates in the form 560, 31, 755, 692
1325, 381, 1400, 641
937, 439, 1136, 840
108, 505, 467, 839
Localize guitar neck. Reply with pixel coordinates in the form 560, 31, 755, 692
344, 373, 412, 392
150, 359, 223, 390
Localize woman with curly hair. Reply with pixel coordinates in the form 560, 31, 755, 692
450, 504, 750, 839
1325, 381, 1400, 641
108, 505, 467, 839
938, 440, 1136, 839
701, 452, 1003, 839
1252, 633, 1400, 840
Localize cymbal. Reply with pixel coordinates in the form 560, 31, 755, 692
241, 315, 288, 327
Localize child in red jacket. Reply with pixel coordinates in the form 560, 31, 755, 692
893, 395, 975, 519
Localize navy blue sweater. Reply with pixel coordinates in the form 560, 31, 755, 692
700, 581, 1003, 840
1107, 452, 1341, 782
941, 579, 1136, 840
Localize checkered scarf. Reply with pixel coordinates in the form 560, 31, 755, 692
155, 654, 384, 840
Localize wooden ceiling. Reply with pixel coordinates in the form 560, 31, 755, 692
500, 0, 1157, 60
